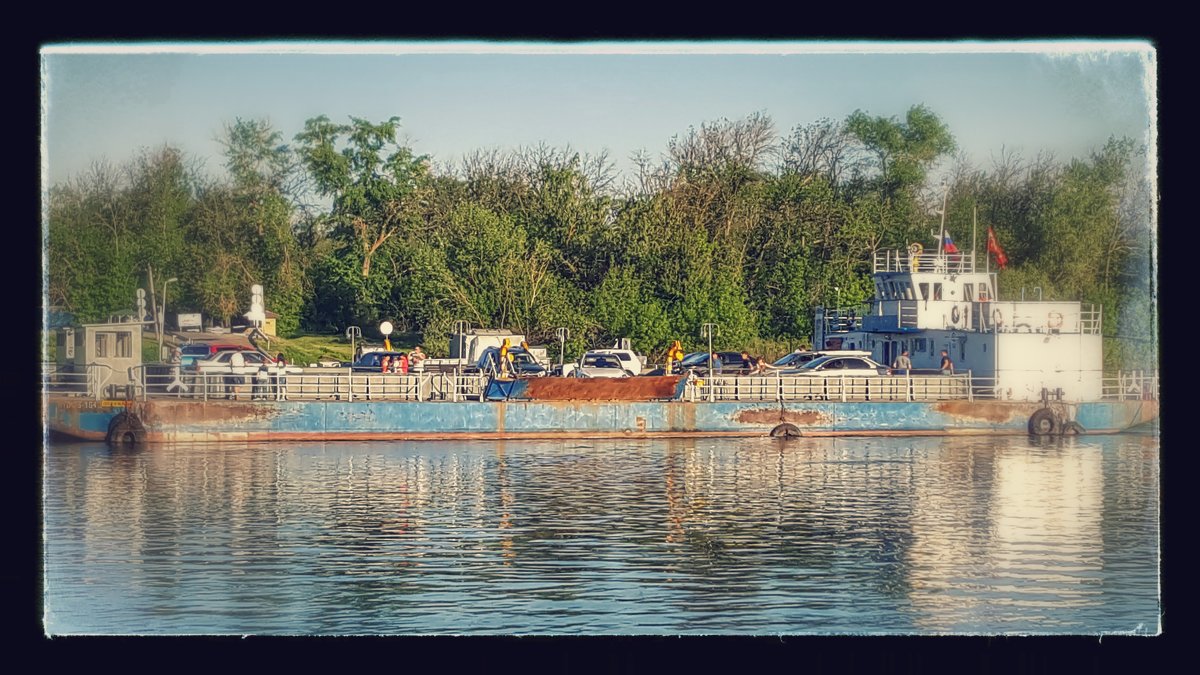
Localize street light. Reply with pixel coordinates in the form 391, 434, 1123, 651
160, 275, 178, 357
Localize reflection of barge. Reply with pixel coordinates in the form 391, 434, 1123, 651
43, 247, 1157, 444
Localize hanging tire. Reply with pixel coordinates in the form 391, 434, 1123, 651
105, 412, 146, 446
1028, 408, 1058, 436
770, 423, 802, 438
950, 306, 961, 326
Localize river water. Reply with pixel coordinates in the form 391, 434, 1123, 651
42, 431, 1160, 636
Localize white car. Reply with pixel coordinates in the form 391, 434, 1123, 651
571, 352, 631, 378
195, 350, 302, 375
585, 348, 644, 376
779, 354, 889, 377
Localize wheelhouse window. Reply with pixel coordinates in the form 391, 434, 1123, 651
114, 332, 131, 358
964, 283, 974, 302
933, 283, 943, 300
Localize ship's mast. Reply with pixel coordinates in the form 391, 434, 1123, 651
935, 182, 949, 257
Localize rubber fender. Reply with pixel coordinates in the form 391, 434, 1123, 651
770, 423, 802, 438
1028, 408, 1058, 436
105, 412, 146, 446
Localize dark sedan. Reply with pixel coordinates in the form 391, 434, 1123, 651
643, 351, 750, 376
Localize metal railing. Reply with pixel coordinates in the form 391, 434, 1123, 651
687, 373, 974, 402
41, 363, 117, 398
1101, 371, 1159, 401
875, 250, 976, 274
43, 363, 1160, 404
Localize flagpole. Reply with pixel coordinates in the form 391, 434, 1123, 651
972, 205, 977, 271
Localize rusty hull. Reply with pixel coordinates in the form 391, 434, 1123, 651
517, 375, 685, 401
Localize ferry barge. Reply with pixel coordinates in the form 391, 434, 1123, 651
43, 248, 1158, 444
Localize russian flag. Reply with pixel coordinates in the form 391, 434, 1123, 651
942, 231, 959, 254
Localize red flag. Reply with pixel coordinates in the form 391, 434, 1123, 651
986, 226, 1008, 269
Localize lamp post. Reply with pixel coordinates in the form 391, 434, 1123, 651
701, 323, 718, 403
158, 277, 177, 360
555, 327, 569, 370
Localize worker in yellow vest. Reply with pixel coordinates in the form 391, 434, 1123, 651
665, 340, 685, 375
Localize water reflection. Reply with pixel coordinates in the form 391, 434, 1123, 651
43, 434, 1159, 635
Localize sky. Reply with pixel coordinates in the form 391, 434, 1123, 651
40, 41, 1156, 190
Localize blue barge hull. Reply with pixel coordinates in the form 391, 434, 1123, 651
45, 397, 1159, 443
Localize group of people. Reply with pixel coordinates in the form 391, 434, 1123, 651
380, 346, 428, 374
738, 352, 775, 375
888, 349, 954, 375
163, 345, 292, 400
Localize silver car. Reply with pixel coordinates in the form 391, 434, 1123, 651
779, 355, 889, 377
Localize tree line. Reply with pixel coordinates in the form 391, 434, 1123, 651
45, 106, 1157, 369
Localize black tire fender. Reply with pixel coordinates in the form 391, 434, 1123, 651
770, 423, 802, 438
950, 306, 961, 325
105, 412, 146, 446
1028, 408, 1058, 436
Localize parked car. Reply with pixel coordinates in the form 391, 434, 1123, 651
643, 351, 748, 376
180, 343, 255, 371
583, 348, 644, 377
778, 354, 889, 377
470, 346, 547, 377
195, 350, 299, 376
571, 352, 631, 378
771, 349, 873, 369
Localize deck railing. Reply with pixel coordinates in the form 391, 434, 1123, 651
687, 373, 975, 402
875, 250, 976, 274
43, 364, 1161, 404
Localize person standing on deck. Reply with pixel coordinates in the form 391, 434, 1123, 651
229, 350, 247, 400
409, 345, 427, 372
499, 338, 513, 377
940, 350, 954, 375
665, 340, 684, 375
891, 350, 912, 375
275, 353, 288, 400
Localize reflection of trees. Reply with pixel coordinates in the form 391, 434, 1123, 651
45, 433, 1158, 634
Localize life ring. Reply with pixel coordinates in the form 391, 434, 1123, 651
992, 307, 1004, 327
1047, 311, 1064, 330
105, 412, 146, 446
770, 423, 802, 438
1028, 408, 1058, 436
950, 306, 961, 326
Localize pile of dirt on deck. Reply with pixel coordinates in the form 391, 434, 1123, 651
521, 375, 684, 401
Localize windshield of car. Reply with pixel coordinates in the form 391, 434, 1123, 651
774, 352, 816, 367
799, 356, 836, 370
583, 355, 620, 368
678, 352, 711, 366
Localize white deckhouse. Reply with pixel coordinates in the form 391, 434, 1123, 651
814, 246, 1103, 402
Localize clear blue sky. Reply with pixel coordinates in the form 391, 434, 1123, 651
41, 42, 1155, 189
